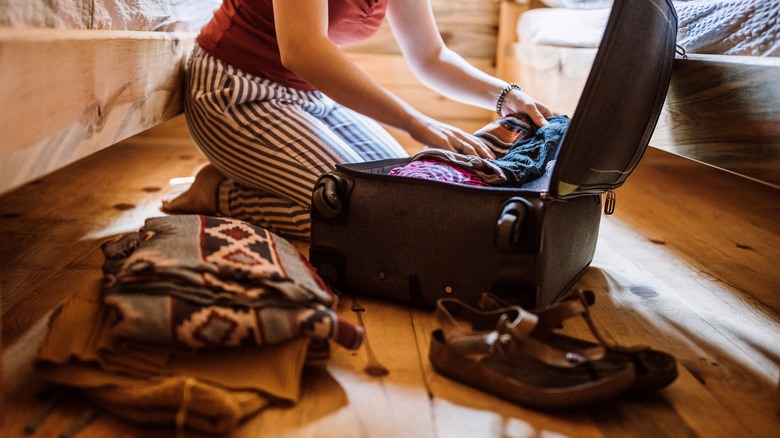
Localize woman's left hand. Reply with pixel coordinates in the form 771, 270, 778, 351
499, 88, 555, 127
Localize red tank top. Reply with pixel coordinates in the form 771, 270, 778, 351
197, 0, 388, 91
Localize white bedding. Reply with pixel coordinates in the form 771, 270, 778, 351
518, 8, 610, 48
676, 0, 779, 57
518, 0, 780, 57
0, 0, 220, 32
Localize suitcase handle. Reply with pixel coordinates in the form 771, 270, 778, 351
496, 198, 532, 251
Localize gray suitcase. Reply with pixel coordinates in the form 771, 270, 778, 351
309, 0, 678, 309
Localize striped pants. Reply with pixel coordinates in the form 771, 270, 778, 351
184, 45, 409, 240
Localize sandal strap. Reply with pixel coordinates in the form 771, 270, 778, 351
479, 291, 607, 361
549, 290, 648, 352
532, 298, 588, 337
496, 325, 592, 368
436, 298, 535, 351
532, 290, 623, 354
435, 298, 593, 368
532, 290, 652, 354
477, 291, 589, 340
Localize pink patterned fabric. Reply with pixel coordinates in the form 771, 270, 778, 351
388, 160, 490, 186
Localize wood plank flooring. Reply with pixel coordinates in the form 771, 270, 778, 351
1, 116, 778, 437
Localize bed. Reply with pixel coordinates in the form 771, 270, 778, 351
0, 0, 221, 195
2, 0, 777, 192
496, 0, 780, 188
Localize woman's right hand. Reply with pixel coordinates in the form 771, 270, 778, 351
409, 115, 495, 159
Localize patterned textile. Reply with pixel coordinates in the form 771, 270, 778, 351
388, 160, 490, 186
473, 115, 535, 157
101, 215, 362, 350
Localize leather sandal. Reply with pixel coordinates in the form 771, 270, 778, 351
429, 298, 636, 410
479, 290, 678, 392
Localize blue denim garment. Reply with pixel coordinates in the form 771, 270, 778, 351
478, 115, 570, 187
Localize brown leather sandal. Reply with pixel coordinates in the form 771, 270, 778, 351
479, 290, 678, 393
429, 298, 636, 410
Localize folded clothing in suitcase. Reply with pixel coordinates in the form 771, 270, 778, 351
310, 0, 678, 309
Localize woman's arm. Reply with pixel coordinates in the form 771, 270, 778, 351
273, 0, 494, 158
386, 0, 553, 127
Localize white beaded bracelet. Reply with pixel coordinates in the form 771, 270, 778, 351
496, 83, 522, 117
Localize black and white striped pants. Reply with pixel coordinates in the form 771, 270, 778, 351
184, 45, 409, 240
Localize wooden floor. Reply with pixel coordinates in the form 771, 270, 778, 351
1, 116, 779, 437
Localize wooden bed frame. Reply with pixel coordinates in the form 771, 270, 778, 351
0, 27, 195, 195
0, 25, 195, 421
496, 0, 780, 189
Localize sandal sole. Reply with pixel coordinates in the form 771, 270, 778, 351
429, 329, 636, 410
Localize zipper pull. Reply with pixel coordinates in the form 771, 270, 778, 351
604, 189, 616, 215
676, 44, 688, 60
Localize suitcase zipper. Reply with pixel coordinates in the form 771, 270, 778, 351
676, 44, 688, 60
604, 189, 616, 215
543, 188, 616, 215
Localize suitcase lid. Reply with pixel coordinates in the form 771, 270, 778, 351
549, 0, 678, 199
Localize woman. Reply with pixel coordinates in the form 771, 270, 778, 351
163, 0, 553, 240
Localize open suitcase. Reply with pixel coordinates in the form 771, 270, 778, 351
309, 0, 678, 309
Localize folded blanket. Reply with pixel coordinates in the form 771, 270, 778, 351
101, 215, 362, 350
35, 282, 311, 434
33, 215, 361, 433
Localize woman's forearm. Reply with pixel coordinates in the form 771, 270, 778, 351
280, 36, 423, 133
273, 0, 429, 138
273, 0, 497, 157
409, 46, 508, 111
386, 0, 552, 126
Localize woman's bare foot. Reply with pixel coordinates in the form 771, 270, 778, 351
161, 164, 225, 215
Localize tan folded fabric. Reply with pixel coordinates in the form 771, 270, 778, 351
34, 281, 310, 434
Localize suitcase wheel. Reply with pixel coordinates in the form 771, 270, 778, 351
496, 198, 532, 251
312, 175, 343, 219
309, 246, 346, 290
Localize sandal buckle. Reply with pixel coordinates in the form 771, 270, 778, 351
565, 352, 585, 365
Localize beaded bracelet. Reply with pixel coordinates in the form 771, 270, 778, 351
496, 83, 522, 117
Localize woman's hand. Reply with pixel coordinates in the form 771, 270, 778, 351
409, 115, 495, 159
499, 88, 555, 127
